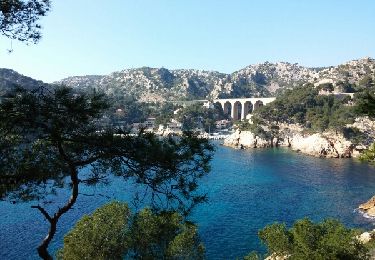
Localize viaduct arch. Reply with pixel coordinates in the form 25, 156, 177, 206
213, 97, 276, 120
170, 97, 276, 121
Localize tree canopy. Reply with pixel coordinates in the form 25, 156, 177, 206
58, 202, 132, 260
0, 86, 213, 259
0, 0, 50, 43
58, 201, 204, 260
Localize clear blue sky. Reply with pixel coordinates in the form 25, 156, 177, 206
1, 0, 374, 83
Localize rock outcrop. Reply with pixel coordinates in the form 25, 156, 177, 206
223, 130, 272, 148
289, 132, 353, 158
359, 196, 375, 217
223, 129, 355, 158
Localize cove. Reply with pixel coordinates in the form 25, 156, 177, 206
1, 144, 375, 259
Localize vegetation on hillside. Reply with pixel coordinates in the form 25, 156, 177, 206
175, 103, 227, 132
249, 84, 355, 132
238, 80, 375, 147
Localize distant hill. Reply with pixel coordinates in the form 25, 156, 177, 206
2, 57, 374, 102
56, 57, 375, 101
0, 68, 46, 95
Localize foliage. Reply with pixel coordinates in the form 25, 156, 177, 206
58, 202, 204, 260
108, 94, 151, 126
130, 208, 204, 259
317, 83, 334, 92
0, 0, 50, 43
0, 86, 214, 259
336, 81, 357, 93
359, 76, 375, 89
342, 127, 367, 143
354, 87, 375, 118
57, 202, 131, 260
257, 218, 369, 260
176, 103, 226, 132
250, 84, 355, 133
154, 102, 179, 126
359, 143, 375, 164
0, 86, 109, 200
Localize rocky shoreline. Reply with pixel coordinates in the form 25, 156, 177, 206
223, 117, 375, 225
223, 117, 375, 159
223, 129, 357, 158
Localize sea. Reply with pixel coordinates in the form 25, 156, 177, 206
1, 143, 375, 259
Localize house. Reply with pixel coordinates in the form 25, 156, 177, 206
215, 119, 231, 129
167, 119, 183, 133
144, 117, 156, 129
203, 101, 214, 109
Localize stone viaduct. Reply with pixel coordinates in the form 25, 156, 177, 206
171, 97, 276, 121
212, 97, 276, 120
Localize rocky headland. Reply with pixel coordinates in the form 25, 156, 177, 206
223, 117, 375, 158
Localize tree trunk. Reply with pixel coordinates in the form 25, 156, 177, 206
35, 166, 79, 259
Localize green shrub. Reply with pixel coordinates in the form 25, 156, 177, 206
359, 143, 375, 164
257, 218, 369, 260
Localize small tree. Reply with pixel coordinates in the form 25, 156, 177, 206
0, 86, 213, 259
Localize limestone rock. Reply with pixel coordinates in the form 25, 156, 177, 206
359, 195, 375, 217
224, 128, 355, 158
265, 253, 289, 260
223, 130, 272, 149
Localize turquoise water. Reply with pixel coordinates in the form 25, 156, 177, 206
1, 145, 375, 259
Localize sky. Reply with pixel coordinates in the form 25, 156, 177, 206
1, 0, 375, 83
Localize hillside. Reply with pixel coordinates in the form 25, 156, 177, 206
0, 68, 46, 95
1, 58, 374, 102
55, 57, 375, 102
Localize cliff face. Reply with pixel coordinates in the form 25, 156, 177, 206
223, 118, 375, 158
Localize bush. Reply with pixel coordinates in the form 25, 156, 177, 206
257, 218, 369, 260
359, 143, 375, 164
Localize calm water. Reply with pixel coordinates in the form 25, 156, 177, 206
1, 145, 375, 259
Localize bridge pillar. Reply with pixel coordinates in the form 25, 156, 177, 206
230, 101, 236, 120
223, 101, 231, 117
240, 101, 246, 120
